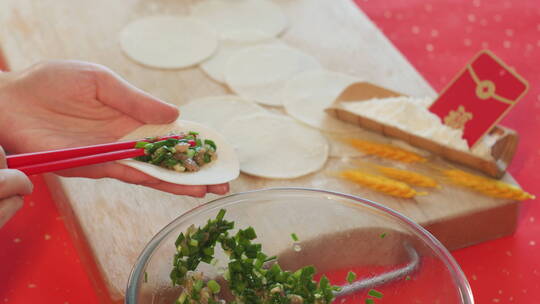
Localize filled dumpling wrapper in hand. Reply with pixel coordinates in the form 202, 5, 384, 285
118, 120, 239, 185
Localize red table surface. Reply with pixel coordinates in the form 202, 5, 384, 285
1, 1, 539, 303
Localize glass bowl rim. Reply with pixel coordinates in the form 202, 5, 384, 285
125, 187, 474, 304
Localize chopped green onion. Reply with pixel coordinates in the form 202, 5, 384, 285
264, 255, 277, 262
186, 149, 196, 158
177, 292, 187, 303
365, 299, 374, 304
243, 227, 257, 239
207, 280, 221, 294
216, 209, 226, 221
380, 232, 387, 239
163, 158, 178, 167
149, 147, 167, 164
135, 141, 149, 148
193, 279, 204, 292
195, 139, 203, 147
203, 153, 212, 163
170, 209, 341, 303
144, 271, 148, 283
405, 275, 411, 281
204, 139, 217, 150
291, 233, 299, 242
143, 143, 154, 153
134, 155, 151, 162
148, 140, 169, 153
346, 271, 357, 284
189, 131, 199, 136
368, 289, 384, 299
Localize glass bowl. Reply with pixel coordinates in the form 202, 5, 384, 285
126, 188, 474, 304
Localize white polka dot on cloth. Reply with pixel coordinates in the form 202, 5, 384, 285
464, 38, 472, 46
384, 10, 392, 19
473, 0, 481, 7
494, 14, 502, 22
424, 3, 433, 12
506, 29, 514, 37
431, 29, 439, 37
426, 43, 434, 52
411, 25, 420, 34
468, 14, 476, 22
482, 41, 490, 48
480, 18, 488, 26
504, 40, 512, 48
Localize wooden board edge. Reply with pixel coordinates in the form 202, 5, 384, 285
43, 174, 122, 304
422, 200, 519, 250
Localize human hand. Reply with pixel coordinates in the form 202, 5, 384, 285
0, 61, 228, 197
0, 146, 33, 227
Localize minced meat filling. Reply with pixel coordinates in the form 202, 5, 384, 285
134, 132, 217, 172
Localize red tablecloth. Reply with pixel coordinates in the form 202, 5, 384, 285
1, 1, 539, 303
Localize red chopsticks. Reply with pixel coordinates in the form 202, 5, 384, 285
6, 135, 181, 176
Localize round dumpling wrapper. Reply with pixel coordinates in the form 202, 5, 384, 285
224, 45, 322, 106
282, 69, 361, 133
222, 113, 329, 179
118, 120, 239, 185
120, 16, 218, 69
179, 95, 267, 130
191, 0, 288, 39
200, 30, 281, 83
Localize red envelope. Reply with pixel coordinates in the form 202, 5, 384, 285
429, 50, 529, 147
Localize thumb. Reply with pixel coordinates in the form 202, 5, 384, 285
0, 196, 24, 228
0, 169, 33, 198
94, 64, 179, 124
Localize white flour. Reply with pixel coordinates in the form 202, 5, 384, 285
341, 97, 496, 159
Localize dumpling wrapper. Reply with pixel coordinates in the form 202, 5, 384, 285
179, 95, 267, 130
200, 30, 281, 83
282, 69, 361, 133
190, 0, 288, 39
224, 45, 322, 106
222, 113, 329, 179
120, 16, 218, 69
118, 120, 239, 185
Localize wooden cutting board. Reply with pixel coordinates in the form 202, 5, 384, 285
0, 0, 520, 302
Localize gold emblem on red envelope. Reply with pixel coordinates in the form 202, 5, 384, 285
429, 50, 529, 147
444, 105, 473, 130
